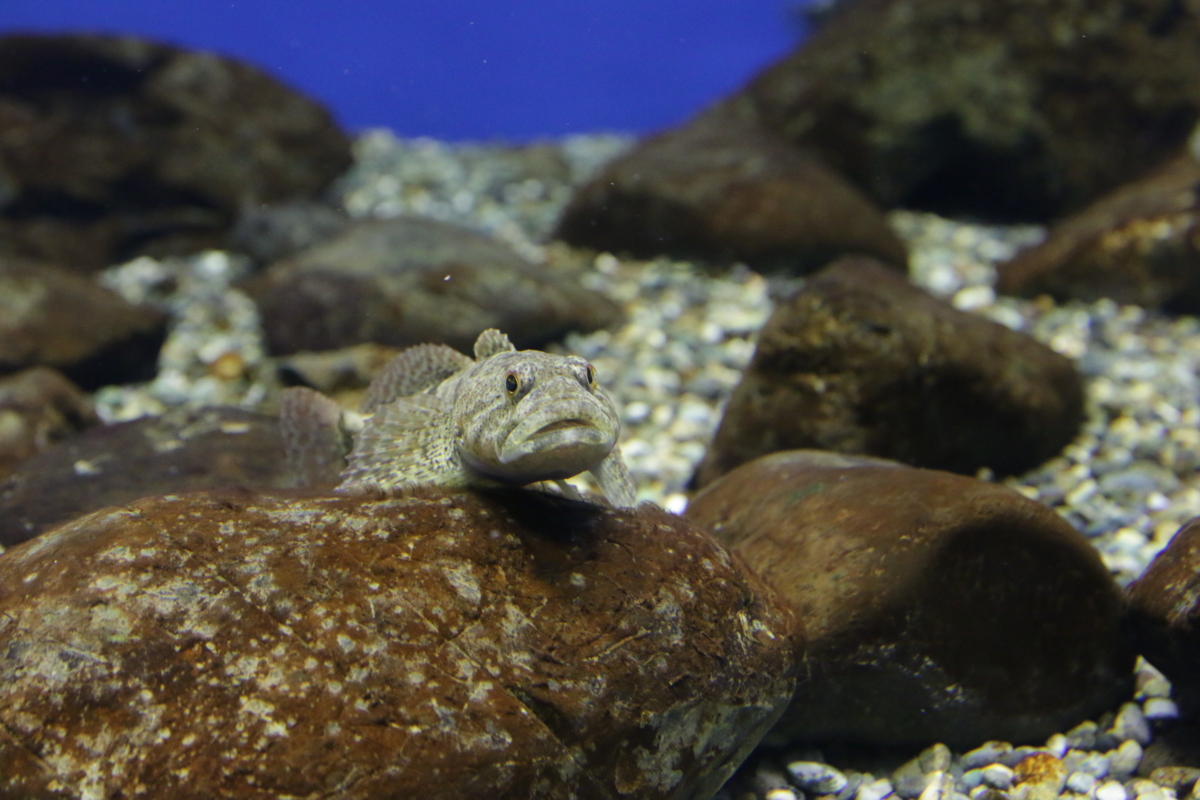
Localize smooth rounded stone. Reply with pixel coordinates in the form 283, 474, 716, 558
1143, 698, 1180, 721
1013, 753, 1067, 800
962, 742, 1016, 771
1097, 779, 1130, 800
0, 34, 352, 270
858, 777, 895, 800
1066, 721, 1100, 751
1126, 779, 1170, 800
996, 155, 1200, 311
0, 257, 167, 390
251, 216, 622, 356
229, 200, 351, 266
981, 765, 1014, 790
685, 450, 1133, 747
553, 109, 909, 273
0, 488, 799, 798
275, 342, 402, 407
788, 761, 850, 795
0, 367, 98, 481
893, 755, 938, 800
918, 772, 955, 800
1067, 772, 1098, 794
1044, 733, 1069, 759
715, 0, 1200, 221
1126, 517, 1200, 716
1110, 740, 1144, 777
1065, 750, 1111, 779
1110, 702, 1152, 746
1147, 767, 1200, 797
0, 405, 291, 547
692, 257, 1085, 487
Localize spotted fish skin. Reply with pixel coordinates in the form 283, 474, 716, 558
282, 329, 636, 507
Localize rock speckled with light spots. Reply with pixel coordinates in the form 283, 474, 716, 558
693, 257, 1085, 486
0, 487, 798, 799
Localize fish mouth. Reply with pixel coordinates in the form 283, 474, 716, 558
533, 418, 591, 436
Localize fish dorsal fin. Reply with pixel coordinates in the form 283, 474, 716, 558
473, 328, 516, 360
338, 394, 467, 492
280, 387, 352, 488
360, 343, 473, 414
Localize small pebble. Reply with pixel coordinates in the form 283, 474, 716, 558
858, 778, 895, 800
981, 765, 1014, 790
918, 772, 954, 800
1066, 721, 1100, 751
1111, 703, 1152, 746
1097, 780, 1129, 800
1067, 772, 1098, 794
789, 762, 849, 795
962, 742, 1015, 771
1144, 697, 1180, 720
1110, 740, 1144, 777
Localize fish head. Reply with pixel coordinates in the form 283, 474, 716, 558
454, 351, 620, 485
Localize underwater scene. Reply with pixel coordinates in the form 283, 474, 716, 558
0, 0, 1199, 797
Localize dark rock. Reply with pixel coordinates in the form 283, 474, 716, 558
0, 487, 799, 798
0, 405, 289, 547
1127, 516, 1200, 718
996, 154, 1200, 311
251, 216, 623, 356
229, 200, 351, 266
0, 33, 352, 270
0, 257, 166, 389
686, 450, 1132, 747
0, 367, 98, 482
693, 257, 1084, 487
718, 0, 1200, 221
554, 110, 908, 273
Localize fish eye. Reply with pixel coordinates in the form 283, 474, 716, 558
585, 364, 596, 385
505, 372, 520, 394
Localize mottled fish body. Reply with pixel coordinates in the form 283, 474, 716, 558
281, 329, 636, 507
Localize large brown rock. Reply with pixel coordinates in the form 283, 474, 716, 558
0, 405, 289, 547
554, 111, 908, 273
0, 488, 799, 799
1127, 516, 1200, 717
687, 450, 1132, 747
252, 216, 623, 355
0, 257, 166, 389
718, 0, 1200, 221
996, 154, 1200, 311
0, 367, 98, 482
693, 257, 1085, 487
0, 33, 352, 269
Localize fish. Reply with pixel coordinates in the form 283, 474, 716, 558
280, 329, 637, 507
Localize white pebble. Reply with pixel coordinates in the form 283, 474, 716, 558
767, 790, 801, 800
981, 764, 1014, 790
788, 762, 849, 795
1111, 702, 1152, 745
1066, 772, 1097, 794
1096, 780, 1128, 800
1045, 733, 1069, 758
858, 778, 895, 800
1143, 697, 1180, 720
1109, 739, 1143, 777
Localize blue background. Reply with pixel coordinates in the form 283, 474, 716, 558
0, 1, 803, 141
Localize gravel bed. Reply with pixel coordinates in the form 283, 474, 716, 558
89, 131, 1200, 799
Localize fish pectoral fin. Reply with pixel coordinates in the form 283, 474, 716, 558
280, 387, 352, 488
360, 344, 473, 413
473, 328, 517, 360
590, 445, 637, 508
338, 395, 465, 492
